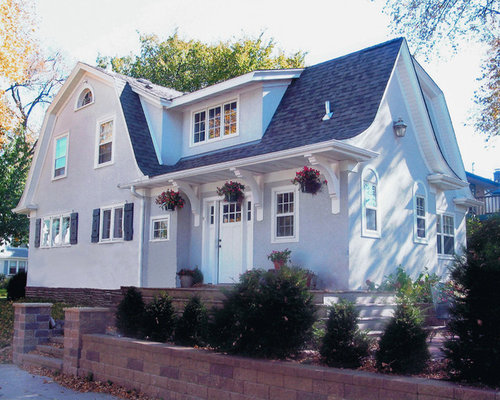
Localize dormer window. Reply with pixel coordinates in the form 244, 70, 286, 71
76, 86, 94, 110
192, 100, 238, 144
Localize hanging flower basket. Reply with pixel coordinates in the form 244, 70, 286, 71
217, 181, 245, 203
292, 166, 327, 195
156, 190, 185, 211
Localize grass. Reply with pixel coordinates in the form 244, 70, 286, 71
0, 288, 6, 298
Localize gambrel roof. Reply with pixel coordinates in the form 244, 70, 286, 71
114, 38, 403, 177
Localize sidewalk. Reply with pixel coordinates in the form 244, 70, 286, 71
0, 364, 119, 400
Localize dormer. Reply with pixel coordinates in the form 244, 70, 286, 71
139, 69, 303, 165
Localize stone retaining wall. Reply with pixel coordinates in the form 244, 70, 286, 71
13, 304, 500, 400
78, 333, 499, 400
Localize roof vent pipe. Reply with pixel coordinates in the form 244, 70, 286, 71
322, 101, 333, 121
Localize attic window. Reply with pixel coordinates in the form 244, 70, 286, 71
76, 88, 94, 109
192, 100, 238, 145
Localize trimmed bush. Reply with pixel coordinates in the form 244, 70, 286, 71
143, 293, 176, 342
444, 215, 500, 385
209, 267, 316, 358
376, 303, 429, 374
6, 271, 27, 300
115, 287, 145, 338
320, 301, 370, 368
174, 296, 208, 346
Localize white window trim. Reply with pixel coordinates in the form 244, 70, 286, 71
94, 115, 115, 169
150, 215, 170, 242
74, 83, 95, 111
271, 185, 299, 244
190, 98, 239, 147
52, 132, 69, 181
413, 181, 428, 244
5, 259, 28, 275
40, 213, 72, 248
99, 203, 124, 243
437, 212, 455, 258
361, 166, 381, 239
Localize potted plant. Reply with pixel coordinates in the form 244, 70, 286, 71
216, 181, 245, 203
267, 249, 291, 270
292, 166, 327, 194
177, 269, 195, 288
156, 190, 185, 211
177, 267, 204, 288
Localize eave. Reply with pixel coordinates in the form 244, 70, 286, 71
453, 197, 483, 209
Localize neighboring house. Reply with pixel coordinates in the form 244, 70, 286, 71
14, 38, 477, 291
466, 170, 500, 217
0, 246, 28, 276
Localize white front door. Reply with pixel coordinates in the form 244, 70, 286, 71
218, 201, 243, 283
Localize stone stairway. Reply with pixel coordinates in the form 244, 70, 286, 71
20, 330, 64, 372
316, 291, 398, 333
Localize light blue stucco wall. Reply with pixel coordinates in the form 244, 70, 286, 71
27, 75, 144, 289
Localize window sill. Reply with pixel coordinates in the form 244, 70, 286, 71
190, 132, 239, 148
150, 238, 170, 242
74, 101, 94, 112
94, 161, 114, 170
361, 231, 381, 239
39, 244, 71, 249
438, 254, 455, 260
51, 174, 67, 182
271, 236, 299, 244
98, 239, 125, 244
413, 237, 428, 245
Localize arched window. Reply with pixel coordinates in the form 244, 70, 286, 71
413, 181, 428, 243
361, 167, 380, 238
75, 85, 94, 109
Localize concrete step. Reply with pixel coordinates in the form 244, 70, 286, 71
21, 353, 62, 372
49, 336, 64, 345
357, 317, 390, 332
36, 344, 63, 358
322, 292, 397, 306
49, 328, 64, 337
317, 303, 396, 318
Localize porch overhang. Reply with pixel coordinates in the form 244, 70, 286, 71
119, 140, 378, 225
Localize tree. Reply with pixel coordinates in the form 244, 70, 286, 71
0, 129, 31, 246
380, 0, 499, 138
97, 32, 306, 93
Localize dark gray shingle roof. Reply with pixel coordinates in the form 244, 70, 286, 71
116, 38, 403, 177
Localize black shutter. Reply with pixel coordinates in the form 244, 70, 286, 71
70, 212, 78, 245
91, 209, 100, 243
34, 218, 41, 248
124, 203, 134, 241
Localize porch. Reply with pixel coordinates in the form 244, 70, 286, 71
470, 194, 500, 217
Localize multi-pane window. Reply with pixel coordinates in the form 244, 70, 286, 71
247, 201, 252, 221
363, 175, 377, 232
100, 205, 124, 242
416, 195, 426, 239
151, 217, 169, 241
209, 205, 215, 225
97, 120, 113, 165
6, 260, 27, 275
194, 111, 206, 143
276, 191, 295, 238
222, 203, 241, 223
437, 214, 454, 255
41, 215, 71, 247
54, 135, 68, 178
81, 89, 93, 107
192, 101, 237, 144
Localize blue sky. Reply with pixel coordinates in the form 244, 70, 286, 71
35, 0, 498, 179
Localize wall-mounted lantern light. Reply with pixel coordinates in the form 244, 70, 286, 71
393, 118, 407, 137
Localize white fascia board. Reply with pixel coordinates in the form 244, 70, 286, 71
118, 139, 378, 189
428, 174, 468, 191
130, 86, 164, 107
166, 69, 303, 109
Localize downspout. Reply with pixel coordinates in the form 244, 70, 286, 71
130, 185, 146, 287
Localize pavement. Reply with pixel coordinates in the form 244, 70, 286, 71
0, 365, 119, 400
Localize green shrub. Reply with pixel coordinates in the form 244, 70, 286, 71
444, 215, 500, 386
320, 301, 371, 368
6, 271, 27, 300
174, 296, 208, 346
378, 266, 440, 303
209, 267, 316, 358
192, 268, 204, 285
376, 303, 429, 374
142, 293, 176, 342
115, 287, 145, 338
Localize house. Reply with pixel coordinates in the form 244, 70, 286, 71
14, 38, 477, 293
466, 170, 500, 217
0, 245, 28, 276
